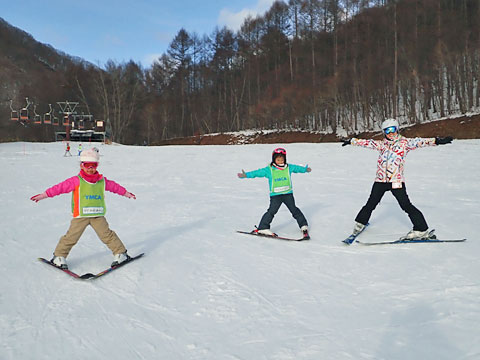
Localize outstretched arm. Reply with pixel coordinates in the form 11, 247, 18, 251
30, 176, 79, 202
406, 137, 437, 150
239, 166, 270, 179
351, 138, 382, 150
289, 164, 311, 173
105, 178, 136, 199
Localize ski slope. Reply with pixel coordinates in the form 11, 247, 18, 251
1, 140, 479, 360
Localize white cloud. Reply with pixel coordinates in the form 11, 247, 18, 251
144, 53, 164, 67
218, 0, 276, 31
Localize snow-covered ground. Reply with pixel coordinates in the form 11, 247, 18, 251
1, 140, 479, 360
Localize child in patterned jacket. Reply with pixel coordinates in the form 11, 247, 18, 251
30, 148, 136, 269
238, 147, 312, 239
342, 118, 453, 241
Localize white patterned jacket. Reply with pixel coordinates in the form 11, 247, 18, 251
351, 135, 436, 183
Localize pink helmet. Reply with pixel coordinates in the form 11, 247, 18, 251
272, 147, 286, 163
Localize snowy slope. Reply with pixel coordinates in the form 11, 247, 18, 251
1, 140, 479, 360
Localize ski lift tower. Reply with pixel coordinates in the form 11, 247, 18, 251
57, 101, 78, 142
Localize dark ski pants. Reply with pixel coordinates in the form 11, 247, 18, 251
355, 182, 428, 231
258, 193, 308, 230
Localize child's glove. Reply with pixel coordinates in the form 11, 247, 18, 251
341, 138, 352, 146
124, 191, 136, 199
30, 192, 48, 202
435, 136, 453, 145
237, 170, 247, 178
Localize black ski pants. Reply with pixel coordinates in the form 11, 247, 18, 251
355, 182, 428, 231
258, 193, 308, 230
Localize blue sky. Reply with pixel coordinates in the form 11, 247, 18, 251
2, 0, 276, 68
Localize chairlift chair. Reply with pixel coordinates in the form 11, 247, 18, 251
20, 97, 31, 121
33, 104, 42, 124
20, 108, 29, 121
43, 113, 51, 124
11, 110, 19, 121
62, 115, 69, 126
52, 116, 59, 126
9, 100, 19, 121
44, 104, 53, 124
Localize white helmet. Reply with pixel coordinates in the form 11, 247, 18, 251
381, 118, 399, 130
80, 148, 100, 163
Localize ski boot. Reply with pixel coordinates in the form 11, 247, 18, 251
255, 228, 277, 237
51, 256, 68, 270
352, 222, 366, 236
111, 252, 131, 267
301, 225, 310, 240
400, 229, 435, 241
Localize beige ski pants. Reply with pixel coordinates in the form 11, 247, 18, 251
54, 217, 126, 258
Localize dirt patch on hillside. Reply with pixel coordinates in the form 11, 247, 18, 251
154, 114, 480, 146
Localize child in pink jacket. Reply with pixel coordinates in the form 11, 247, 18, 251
30, 148, 136, 269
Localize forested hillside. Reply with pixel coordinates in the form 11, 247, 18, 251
2, 0, 480, 144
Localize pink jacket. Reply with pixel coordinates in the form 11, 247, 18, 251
45, 172, 127, 198
351, 135, 436, 183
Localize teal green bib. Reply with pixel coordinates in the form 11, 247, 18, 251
72, 176, 106, 217
270, 166, 292, 195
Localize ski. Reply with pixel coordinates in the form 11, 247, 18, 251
38, 257, 81, 278
79, 253, 145, 279
236, 230, 307, 241
355, 229, 466, 245
38, 253, 145, 280
357, 238, 466, 246
342, 223, 369, 245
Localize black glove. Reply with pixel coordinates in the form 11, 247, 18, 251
435, 136, 453, 145
341, 139, 351, 147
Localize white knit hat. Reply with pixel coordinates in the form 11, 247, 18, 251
80, 148, 100, 163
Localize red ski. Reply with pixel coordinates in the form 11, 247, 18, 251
236, 230, 308, 241
38, 253, 144, 280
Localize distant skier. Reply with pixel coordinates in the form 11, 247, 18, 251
78, 143, 83, 156
30, 148, 136, 269
238, 147, 312, 239
64, 142, 72, 157
342, 118, 453, 242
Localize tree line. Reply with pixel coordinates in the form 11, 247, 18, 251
3, 0, 480, 144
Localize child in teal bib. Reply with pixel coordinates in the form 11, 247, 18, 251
238, 147, 311, 239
